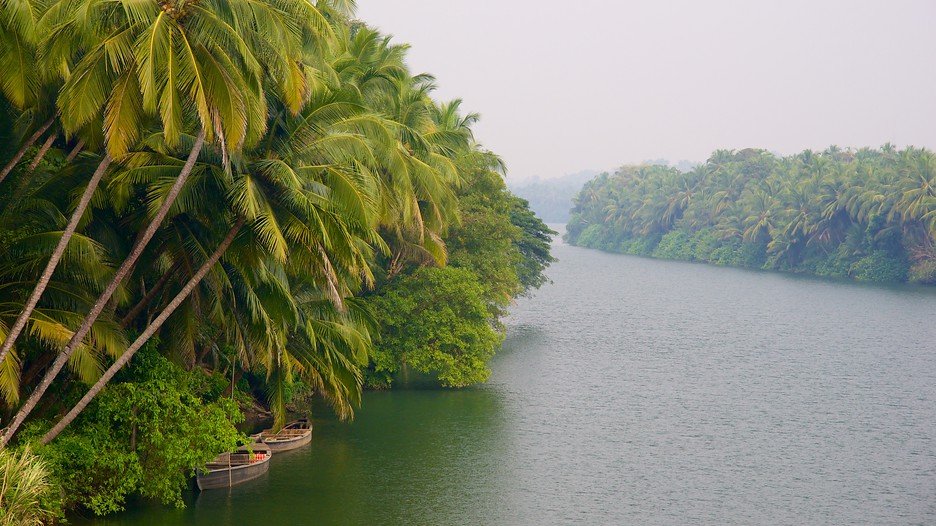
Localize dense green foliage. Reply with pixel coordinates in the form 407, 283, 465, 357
0, 0, 552, 518
367, 267, 501, 388
567, 147, 936, 284
365, 152, 555, 388
28, 349, 244, 515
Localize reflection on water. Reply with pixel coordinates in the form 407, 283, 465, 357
77, 232, 936, 524
75, 389, 508, 525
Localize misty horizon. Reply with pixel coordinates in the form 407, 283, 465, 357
357, 0, 936, 182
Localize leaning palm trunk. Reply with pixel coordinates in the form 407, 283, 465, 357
41, 219, 244, 444
0, 131, 206, 448
5, 134, 60, 206
119, 263, 177, 328
26, 133, 57, 172
0, 117, 55, 185
0, 155, 112, 369
64, 139, 85, 163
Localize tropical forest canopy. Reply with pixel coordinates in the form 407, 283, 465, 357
0, 0, 553, 519
566, 147, 936, 285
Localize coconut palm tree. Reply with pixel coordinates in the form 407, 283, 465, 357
0, 0, 58, 184
0, 0, 343, 446
41, 217, 244, 443
16, 55, 388, 443
0, 153, 112, 371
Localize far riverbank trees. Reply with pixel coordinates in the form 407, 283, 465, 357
567, 147, 936, 285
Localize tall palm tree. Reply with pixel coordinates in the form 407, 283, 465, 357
1, 0, 329, 445
0, 136, 207, 446
0, 154, 111, 370
41, 218, 244, 443
0, 0, 58, 184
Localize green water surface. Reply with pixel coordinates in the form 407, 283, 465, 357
76, 234, 936, 525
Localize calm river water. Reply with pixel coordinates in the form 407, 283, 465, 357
79, 232, 936, 525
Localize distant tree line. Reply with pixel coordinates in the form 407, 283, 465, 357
509, 170, 598, 223
566, 146, 936, 285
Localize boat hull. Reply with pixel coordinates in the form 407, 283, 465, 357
197, 456, 270, 490
251, 419, 314, 452
262, 430, 312, 452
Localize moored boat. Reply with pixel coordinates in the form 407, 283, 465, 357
197, 442, 272, 490
251, 418, 313, 452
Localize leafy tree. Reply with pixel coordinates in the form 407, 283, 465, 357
367, 267, 501, 388
32, 349, 243, 514
510, 195, 556, 291
365, 150, 553, 388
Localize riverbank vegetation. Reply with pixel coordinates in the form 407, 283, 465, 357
0, 447, 60, 525
566, 147, 936, 285
0, 0, 552, 518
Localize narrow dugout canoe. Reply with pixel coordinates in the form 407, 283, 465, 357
251, 418, 313, 452
197, 443, 272, 490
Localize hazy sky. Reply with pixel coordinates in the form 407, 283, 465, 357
356, 1, 936, 181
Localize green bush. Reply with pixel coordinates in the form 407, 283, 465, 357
850, 250, 909, 283
574, 224, 605, 248
808, 246, 854, 279
702, 238, 766, 268
613, 238, 638, 254
564, 214, 590, 243
613, 234, 659, 255
366, 267, 502, 389
653, 230, 695, 260
35, 351, 244, 515
632, 235, 660, 255
739, 240, 769, 268
691, 229, 723, 262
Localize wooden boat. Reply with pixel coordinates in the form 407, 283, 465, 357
250, 418, 313, 452
196, 442, 272, 490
